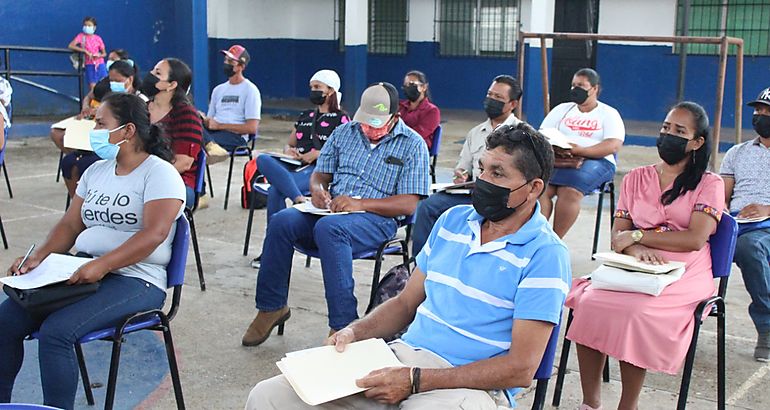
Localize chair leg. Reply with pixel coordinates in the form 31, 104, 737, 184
591, 187, 605, 259
552, 310, 574, 407
277, 270, 292, 336
56, 151, 63, 182
3, 162, 12, 199
677, 314, 704, 410
65, 194, 71, 211
243, 190, 257, 256
223, 154, 235, 210
187, 210, 206, 291
602, 357, 610, 382
162, 328, 186, 409
305, 255, 311, 268
531, 379, 548, 410
0, 214, 7, 249
717, 300, 726, 410
104, 338, 125, 410
75, 343, 95, 406
206, 163, 214, 198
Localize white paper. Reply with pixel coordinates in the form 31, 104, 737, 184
430, 181, 474, 195
736, 216, 770, 224
593, 251, 685, 275
590, 265, 686, 296
0, 254, 92, 289
62, 119, 96, 151
277, 338, 404, 406
539, 128, 574, 150
292, 201, 364, 216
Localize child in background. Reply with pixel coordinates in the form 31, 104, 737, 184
68, 16, 107, 90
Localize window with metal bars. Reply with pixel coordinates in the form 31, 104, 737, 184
368, 0, 409, 55
435, 0, 520, 57
335, 0, 346, 52
676, 0, 770, 56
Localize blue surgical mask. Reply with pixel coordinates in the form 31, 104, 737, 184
82, 25, 95, 35
90, 124, 128, 160
106, 60, 114, 69
110, 81, 127, 93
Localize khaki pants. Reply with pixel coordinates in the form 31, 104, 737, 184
245, 342, 510, 410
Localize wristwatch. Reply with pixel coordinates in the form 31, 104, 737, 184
631, 229, 644, 243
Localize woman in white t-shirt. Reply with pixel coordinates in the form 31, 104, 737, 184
539, 68, 625, 238
0, 93, 185, 409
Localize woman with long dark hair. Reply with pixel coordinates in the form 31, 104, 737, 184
144, 57, 203, 207
398, 70, 440, 149
565, 101, 724, 410
0, 93, 185, 410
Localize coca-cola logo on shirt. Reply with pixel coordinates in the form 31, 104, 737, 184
563, 116, 601, 138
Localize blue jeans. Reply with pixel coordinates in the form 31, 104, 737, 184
411, 192, 472, 255
0, 275, 165, 409
203, 129, 247, 152
256, 154, 314, 223
185, 185, 196, 209
256, 208, 397, 330
734, 228, 770, 333
550, 158, 616, 195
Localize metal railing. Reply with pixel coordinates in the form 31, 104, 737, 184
1, 45, 85, 109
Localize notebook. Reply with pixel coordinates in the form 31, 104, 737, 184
62, 119, 96, 151
277, 338, 404, 406
593, 251, 685, 275
538, 128, 574, 150
293, 201, 364, 216
0, 254, 93, 289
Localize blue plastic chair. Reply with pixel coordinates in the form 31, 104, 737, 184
0, 404, 62, 409
553, 213, 737, 410
222, 133, 257, 210
530, 321, 561, 410
242, 181, 312, 256
429, 125, 442, 184
29, 217, 190, 410
184, 150, 207, 291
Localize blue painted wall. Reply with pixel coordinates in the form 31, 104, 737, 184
1, 0, 194, 116
207, 38, 767, 131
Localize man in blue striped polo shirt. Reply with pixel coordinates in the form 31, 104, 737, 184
247, 123, 571, 409
242, 82, 431, 347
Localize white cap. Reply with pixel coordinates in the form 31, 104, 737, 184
310, 69, 342, 103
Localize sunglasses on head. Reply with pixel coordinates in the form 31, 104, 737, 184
494, 125, 545, 179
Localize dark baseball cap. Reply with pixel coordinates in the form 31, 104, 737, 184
353, 82, 399, 128
747, 87, 770, 108
221, 45, 250, 66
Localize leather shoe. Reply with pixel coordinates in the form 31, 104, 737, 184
242, 307, 291, 346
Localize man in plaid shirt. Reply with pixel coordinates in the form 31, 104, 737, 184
243, 83, 430, 346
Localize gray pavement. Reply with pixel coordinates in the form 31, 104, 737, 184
0, 111, 767, 409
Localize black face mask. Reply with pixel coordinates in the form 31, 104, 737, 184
309, 90, 326, 105
753, 114, 770, 139
569, 87, 589, 105
657, 133, 690, 165
483, 97, 507, 119
139, 73, 162, 98
223, 64, 236, 78
403, 85, 421, 102
472, 178, 529, 222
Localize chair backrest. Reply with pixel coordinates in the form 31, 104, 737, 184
534, 321, 561, 380
168, 216, 191, 288
709, 213, 738, 280
429, 125, 442, 157
194, 149, 207, 196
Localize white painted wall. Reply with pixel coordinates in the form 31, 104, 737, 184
409, 0, 435, 42
207, 0, 337, 40
598, 0, 678, 45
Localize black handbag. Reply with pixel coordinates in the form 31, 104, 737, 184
3, 281, 100, 320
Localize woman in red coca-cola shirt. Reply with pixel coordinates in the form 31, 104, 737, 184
538, 68, 626, 238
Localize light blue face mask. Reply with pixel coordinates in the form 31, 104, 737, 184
106, 60, 114, 69
82, 25, 95, 35
89, 124, 128, 160
110, 81, 127, 93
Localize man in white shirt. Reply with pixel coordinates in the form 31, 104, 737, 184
201, 45, 261, 161
411, 75, 522, 255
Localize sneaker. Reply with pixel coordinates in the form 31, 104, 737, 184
197, 193, 210, 210
755, 331, 770, 362
205, 141, 229, 165
250, 255, 261, 269
242, 307, 291, 346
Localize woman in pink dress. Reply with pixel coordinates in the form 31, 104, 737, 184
565, 101, 725, 410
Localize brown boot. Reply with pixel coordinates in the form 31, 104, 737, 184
242, 307, 291, 346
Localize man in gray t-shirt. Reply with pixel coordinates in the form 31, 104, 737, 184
720, 86, 770, 361
201, 44, 261, 154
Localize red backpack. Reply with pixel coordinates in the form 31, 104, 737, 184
241, 159, 267, 209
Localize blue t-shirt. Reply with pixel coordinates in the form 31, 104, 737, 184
401, 204, 571, 404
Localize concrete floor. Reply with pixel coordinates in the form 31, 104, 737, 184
0, 110, 767, 409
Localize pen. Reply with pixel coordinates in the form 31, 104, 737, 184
16, 244, 36, 276
319, 184, 332, 208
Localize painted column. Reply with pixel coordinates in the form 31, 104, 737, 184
344, 0, 368, 111
174, 0, 210, 110
521, 0, 554, 126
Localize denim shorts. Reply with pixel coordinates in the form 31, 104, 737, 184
549, 158, 615, 195
84, 63, 107, 85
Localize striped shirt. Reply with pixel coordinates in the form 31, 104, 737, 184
315, 119, 430, 201
157, 103, 203, 189
401, 204, 571, 404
